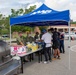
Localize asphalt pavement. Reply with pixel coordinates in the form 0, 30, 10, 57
20, 40, 76, 75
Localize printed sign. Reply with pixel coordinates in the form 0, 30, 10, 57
11, 46, 26, 56
31, 10, 52, 15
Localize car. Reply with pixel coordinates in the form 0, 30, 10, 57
0, 40, 10, 62
64, 32, 76, 40
2, 34, 9, 38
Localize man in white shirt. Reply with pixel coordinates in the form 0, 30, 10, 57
41, 29, 52, 63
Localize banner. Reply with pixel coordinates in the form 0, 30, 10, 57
11, 46, 26, 56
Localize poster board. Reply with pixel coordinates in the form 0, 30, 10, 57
11, 45, 26, 56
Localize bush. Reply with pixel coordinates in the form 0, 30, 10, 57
1, 29, 9, 34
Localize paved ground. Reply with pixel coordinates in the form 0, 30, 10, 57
20, 40, 76, 75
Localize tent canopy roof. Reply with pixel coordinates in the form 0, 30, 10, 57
10, 4, 70, 26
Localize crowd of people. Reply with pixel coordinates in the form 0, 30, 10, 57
39, 28, 65, 63
17, 28, 65, 64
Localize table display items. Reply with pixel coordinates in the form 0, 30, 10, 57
35, 42, 44, 48
26, 42, 38, 52
10, 42, 42, 56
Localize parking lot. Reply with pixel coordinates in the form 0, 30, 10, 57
19, 40, 76, 75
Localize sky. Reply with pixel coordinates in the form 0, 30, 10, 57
0, 0, 76, 21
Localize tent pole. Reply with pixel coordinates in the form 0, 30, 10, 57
68, 21, 71, 70
10, 26, 11, 45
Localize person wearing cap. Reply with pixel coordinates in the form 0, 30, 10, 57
16, 32, 24, 46
17, 32, 29, 63
41, 29, 52, 63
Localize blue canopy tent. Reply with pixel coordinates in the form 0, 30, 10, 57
10, 4, 70, 26
10, 4, 71, 69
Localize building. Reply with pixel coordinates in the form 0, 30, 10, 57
50, 24, 76, 32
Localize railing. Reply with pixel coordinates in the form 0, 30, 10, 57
0, 58, 21, 75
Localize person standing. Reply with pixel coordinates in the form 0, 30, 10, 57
60, 30, 65, 53
34, 32, 40, 42
23, 32, 34, 45
50, 28, 60, 59
41, 29, 52, 63
16, 32, 24, 46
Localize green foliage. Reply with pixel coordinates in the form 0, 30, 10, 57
0, 14, 10, 35
0, 5, 36, 34
1, 29, 9, 34
39, 26, 48, 31
24, 5, 36, 14
11, 26, 31, 33
71, 22, 76, 24
10, 5, 36, 32
11, 8, 24, 17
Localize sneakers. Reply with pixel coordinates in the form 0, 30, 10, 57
57, 56, 61, 59
63, 51, 65, 54
52, 56, 61, 60
49, 59, 52, 62
44, 61, 48, 64
52, 58, 57, 60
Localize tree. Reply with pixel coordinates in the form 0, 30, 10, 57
10, 5, 36, 32
24, 5, 36, 14
0, 14, 5, 35
0, 5, 37, 35
11, 8, 24, 17
0, 14, 3, 26
0, 14, 3, 19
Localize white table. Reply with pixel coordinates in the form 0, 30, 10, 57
19, 48, 42, 73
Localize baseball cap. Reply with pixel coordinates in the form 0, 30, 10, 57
42, 29, 47, 33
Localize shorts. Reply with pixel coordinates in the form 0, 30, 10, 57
52, 40, 60, 49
